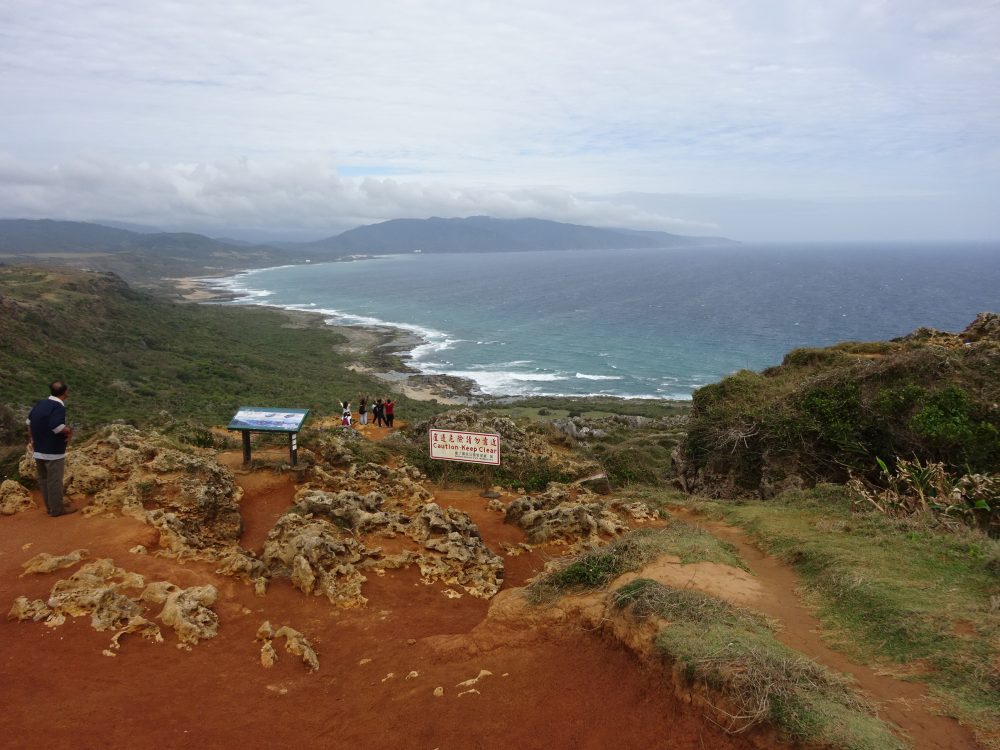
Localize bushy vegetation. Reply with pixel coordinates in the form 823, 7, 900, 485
681, 325, 1000, 495
849, 457, 998, 536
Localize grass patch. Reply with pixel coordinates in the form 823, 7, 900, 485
528, 520, 748, 602
486, 397, 690, 421
614, 579, 904, 749
691, 485, 1000, 741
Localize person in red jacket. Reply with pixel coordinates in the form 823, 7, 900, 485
384, 398, 395, 428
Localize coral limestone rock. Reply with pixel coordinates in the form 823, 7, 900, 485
274, 625, 319, 672
262, 513, 371, 607
505, 484, 627, 543
8, 597, 53, 622
155, 585, 220, 647
0, 479, 35, 515
58, 425, 243, 554
20, 549, 89, 576
406, 503, 504, 598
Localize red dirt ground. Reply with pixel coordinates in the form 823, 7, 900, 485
3, 443, 981, 750
1, 468, 765, 750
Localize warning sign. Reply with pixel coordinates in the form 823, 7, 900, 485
429, 429, 501, 465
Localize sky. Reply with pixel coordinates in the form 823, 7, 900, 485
1, 0, 999, 242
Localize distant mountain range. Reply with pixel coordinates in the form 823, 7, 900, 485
306, 216, 735, 253
0, 217, 736, 285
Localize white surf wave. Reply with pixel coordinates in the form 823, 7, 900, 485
575, 373, 623, 381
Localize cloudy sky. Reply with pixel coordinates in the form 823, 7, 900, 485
2, 0, 998, 241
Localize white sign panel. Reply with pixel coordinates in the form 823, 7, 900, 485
429, 429, 501, 465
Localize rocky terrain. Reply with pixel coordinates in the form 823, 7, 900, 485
2, 405, 995, 749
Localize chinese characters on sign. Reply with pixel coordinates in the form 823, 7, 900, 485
428, 429, 501, 465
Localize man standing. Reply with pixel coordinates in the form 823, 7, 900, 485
26, 381, 76, 517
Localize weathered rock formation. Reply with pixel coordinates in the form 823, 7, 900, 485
505, 483, 629, 543
0, 479, 34, 515
19, 424, 243, 554
8, 557, 219, 651
405, 503, 504, 598
261, 486, 504, 605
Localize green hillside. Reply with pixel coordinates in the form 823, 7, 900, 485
677, 314, 1000, 498
0, 266, 441, 471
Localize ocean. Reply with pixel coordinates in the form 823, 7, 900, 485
208, 243, 1000, 400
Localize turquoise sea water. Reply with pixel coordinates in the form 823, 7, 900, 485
209, 243, 1000, 400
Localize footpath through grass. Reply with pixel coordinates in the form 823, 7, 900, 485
529, 522, 904, 749
675, 484, 1000, 745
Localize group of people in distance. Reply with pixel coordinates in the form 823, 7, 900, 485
339, 396, 395, 428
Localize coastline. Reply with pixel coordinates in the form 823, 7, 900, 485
169, 265, 698, 409
170, 273, 479, 405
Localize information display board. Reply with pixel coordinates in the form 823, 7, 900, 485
227, 407, 310, 465
429, 429, 501, 465
228, 408, 309, 432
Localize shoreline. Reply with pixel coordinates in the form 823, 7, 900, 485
171, 272, 481, 405
169, 269, 695, 408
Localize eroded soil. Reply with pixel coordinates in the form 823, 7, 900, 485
1, 466, 758, 750
1, 446, 983, 750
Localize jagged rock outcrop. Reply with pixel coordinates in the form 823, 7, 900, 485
142, 582, 219, 647
406, 503, 504, 599
9, 558, 218, 652
262, 512, 373, 607
46, 559, 146, 630
262, 487, 505, 604
0, 479, 34, 515
19, 424, 243, 554
310, 463, 434, 510
505, 483, 628, 543
293, 488, 409, 533
254, 620, 319, 671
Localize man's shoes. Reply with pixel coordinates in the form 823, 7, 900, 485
51, 508, 78, 517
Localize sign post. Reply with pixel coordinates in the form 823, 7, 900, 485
429, 429, 501, 465
227, 407, 310, 466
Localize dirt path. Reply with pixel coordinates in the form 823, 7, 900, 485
0, 473, 767, 750
669, 507, 982, 750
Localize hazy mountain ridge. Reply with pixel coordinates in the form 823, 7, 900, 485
0, 217, 736, 285
307, 216, 736, 253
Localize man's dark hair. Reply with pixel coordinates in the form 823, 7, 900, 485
49, 380, 68, 397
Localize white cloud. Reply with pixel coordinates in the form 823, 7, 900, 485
0, 154, 714, 235
0, 0, 998, 239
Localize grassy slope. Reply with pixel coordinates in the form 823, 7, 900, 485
530, 525, 905, 749
663, 485, 1000, 744
0, 266, 443, 471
